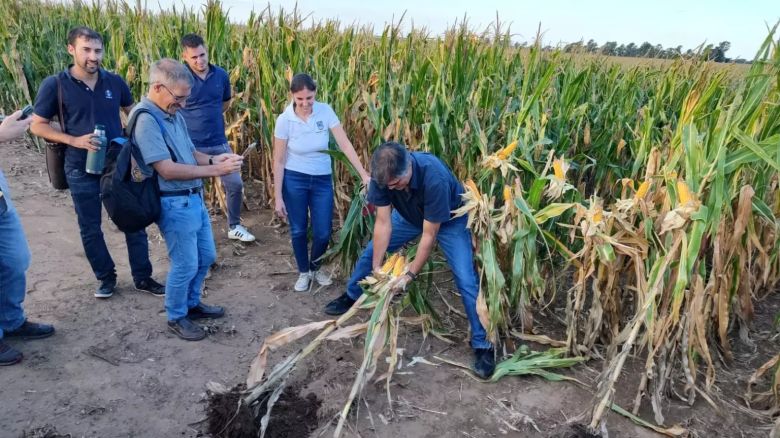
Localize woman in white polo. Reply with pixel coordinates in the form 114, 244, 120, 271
273, 73, 371, 292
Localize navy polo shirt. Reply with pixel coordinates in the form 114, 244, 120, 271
33, 67, 133, 170
367, 152, 464, 228
178, 64, 231, 149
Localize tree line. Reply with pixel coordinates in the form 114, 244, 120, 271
556, 39, 746, 63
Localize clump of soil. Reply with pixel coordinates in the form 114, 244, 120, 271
21, 424, 70, 438
266, 389, 322, 438
206, 384, 321, 438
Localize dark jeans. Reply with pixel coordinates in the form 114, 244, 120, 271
65, 166, 152, 283
346, 211, 491, 349
282, 169, 333, 272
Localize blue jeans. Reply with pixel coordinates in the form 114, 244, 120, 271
197, 143, 243, 227
346, 211, 491, 349
65, 166, 152, 283
0, 170, 31, 339
158, 194, 217, 321
282, 169, 334, 272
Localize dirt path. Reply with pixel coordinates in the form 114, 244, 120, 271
0, 141, 767, 437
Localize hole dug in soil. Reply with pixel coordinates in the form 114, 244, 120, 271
206, 384, 322, 438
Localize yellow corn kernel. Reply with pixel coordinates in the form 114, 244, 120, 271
635, 180, 650, 199
392, 256, 406, 277
677, 181, 693, 205
465, 180, 481, 197
381, 253, 399, 274
496, 140, 518, 160
553, 159, 565, 180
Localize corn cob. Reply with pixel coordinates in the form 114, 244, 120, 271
392, 256, 406, 277
677, 180, 693, 205
496, 140, 518, 160
381, 253, 399, 274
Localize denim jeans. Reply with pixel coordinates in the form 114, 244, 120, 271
65, 166, 152, 283
346, 211, 491, 349
197, 143, 243, 227
158, 193, 217, 321
282, 169, 334, 272
0, 170, 31, 339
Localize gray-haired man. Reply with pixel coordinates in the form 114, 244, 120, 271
130, 58, 243, 341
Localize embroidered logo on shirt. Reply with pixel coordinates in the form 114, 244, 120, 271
105, 89, 113, 99
316, 120, 325, 131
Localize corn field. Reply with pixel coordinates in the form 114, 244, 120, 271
2, 0, 780, 433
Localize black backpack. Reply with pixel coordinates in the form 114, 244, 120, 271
100, 109, 176, 233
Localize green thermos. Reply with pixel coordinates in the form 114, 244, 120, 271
85, 124, 107, 174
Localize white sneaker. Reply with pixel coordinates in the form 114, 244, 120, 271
312, 270, 332, 286
294, 272, 312, 292
228, 224, 256, 242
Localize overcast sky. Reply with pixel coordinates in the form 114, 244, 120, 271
145, 0, 779, 59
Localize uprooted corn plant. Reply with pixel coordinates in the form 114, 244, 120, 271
3, 0, 780, 435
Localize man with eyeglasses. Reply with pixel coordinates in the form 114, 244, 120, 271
129, 58, 243, 341
30, 26, 164, 299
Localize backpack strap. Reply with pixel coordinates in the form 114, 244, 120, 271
126, 108, 178, 163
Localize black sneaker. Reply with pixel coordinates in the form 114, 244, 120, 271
4, 320, 55, 340
187, 303, 225, 320
324, 293, 357, 316
95, 278, 116, 299
0, 341, 22, 366
167, 317, 206, 341
473, 348, 496, 379
135, 278, 165, 297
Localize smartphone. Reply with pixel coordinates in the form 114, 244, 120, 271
18, 104, 34, 120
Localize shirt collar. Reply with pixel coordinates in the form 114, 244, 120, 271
186, 63, 215, 81
63, 64, 105, 82
408, 153, 421, 190
140, 96, 175, 121
285, 101, 321, 123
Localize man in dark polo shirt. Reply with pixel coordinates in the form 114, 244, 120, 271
178, 33, 255, 243
131, 58, 243, 341
324, 142, 496, 378
30, 26, 164, 299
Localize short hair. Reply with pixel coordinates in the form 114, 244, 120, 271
149, 58, 194, 88
67, 26, 103, 46
181, 33, 205, 49
290, 73, 317, 93
371, 142, 410, 187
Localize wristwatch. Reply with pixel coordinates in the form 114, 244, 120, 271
208, 156, 214, 165
405, 271, 417, 281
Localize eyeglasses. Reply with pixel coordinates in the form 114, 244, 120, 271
158, 83, 190, 102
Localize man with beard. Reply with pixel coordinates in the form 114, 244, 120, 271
30, 26, 164, 299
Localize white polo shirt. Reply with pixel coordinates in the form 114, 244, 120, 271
274, 101, 341, 175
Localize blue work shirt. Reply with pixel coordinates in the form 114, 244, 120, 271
178, 63, 231, 149
130, 97, 203, 193
367, 152, 464, 228
33, 66, 133, 170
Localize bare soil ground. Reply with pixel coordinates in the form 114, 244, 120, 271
1, 141, 775, 437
